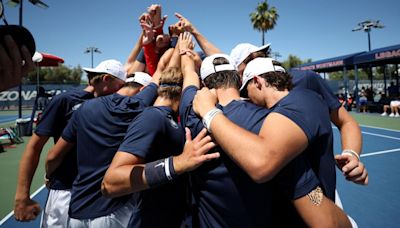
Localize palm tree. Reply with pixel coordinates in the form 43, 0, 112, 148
250, 1, 279, 45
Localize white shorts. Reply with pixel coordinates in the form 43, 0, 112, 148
390, 100, 400, 107
40, 189, 71, 228
68, 200, 134, 228
335, 190, 358, 228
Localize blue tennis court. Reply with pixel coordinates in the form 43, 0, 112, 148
1, 124, 399, 227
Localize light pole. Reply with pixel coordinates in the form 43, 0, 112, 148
84, 47, 101, 68
352, 20, 384, 51
352, 20, 384, 100
6, 0, 48, 118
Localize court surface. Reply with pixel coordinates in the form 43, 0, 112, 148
1, 124, 399, 227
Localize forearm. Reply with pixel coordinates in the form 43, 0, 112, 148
15, 149, 41, 200
125, 32, 144, 73
331, 107, 362, 154
102, 164, 147, 198
191, 29, 221, 55
293, 191, 351, 228
181, 54, 200, 89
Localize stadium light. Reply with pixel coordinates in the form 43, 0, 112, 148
84, 47, 102, 68
352, 20, 384, 51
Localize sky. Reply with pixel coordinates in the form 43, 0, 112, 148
3, 0, 400, 71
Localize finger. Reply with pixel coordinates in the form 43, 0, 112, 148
196, 135, 214, 149
347, 169, 368, 184
0, 43, 10, 66
21, 46, 34, 75
193, 128, 208, 143
202, 152, 220, 161
197, 142, 217, 155
185, 127, 193, 142
210, 88, 217, 96
175, 12, 183, 19
341, 160, 358, 173
5, 35, 22, 71
344, 164, 364, 178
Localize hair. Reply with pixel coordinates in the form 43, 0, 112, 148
242, 51, 269, 65
203, 57, 241, 90
258, 60, 293, 91
158, 67, 183, 100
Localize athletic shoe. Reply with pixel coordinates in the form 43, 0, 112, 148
396, 113, 400, 118
381, 112, 387, 116
389, 113, 395, 117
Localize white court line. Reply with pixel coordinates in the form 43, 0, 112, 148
360, 148, 400, 158
362, 131, 400, 141
359, 124, 400, 133
0, 185, 46, 226
332, 126, 400, 141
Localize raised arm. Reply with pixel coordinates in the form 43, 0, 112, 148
175, 13, 221, 56
179, 32, 200, 90
101, 128, 217, 197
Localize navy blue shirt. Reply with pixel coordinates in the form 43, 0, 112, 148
180, 86, 275, 228
272, 88, 335, 199
291, 69, 341, 111
119, 106, 186, 228
35, 89, 94, 190
62, 83, 158, 219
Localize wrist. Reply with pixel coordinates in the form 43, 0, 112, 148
202, 108, 222, 133
342, 149, 360, 161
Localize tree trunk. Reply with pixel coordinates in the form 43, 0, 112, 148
262, 30, 265, 45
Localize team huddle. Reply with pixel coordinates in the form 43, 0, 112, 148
13, 4, 368, 228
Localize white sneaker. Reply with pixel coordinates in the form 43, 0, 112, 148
396, 113, 400, 117
389, 113, 395, 117
381, 112, 387, 116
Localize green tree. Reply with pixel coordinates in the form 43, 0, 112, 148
250, 1, 279, 45
26, 65, 83, 84
281, 54, 312, 70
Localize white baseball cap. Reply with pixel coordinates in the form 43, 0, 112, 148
230, 43, 271, 68
240, 57, 286, 91
125, 72, 152, 86
83, 59, 127, 82
200, 53, 236, 80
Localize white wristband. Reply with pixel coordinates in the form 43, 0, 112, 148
202, 108, 222, 133
342, 149, 360, 161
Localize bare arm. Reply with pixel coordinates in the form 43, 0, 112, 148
293, 187, 351, 228
331, 106, 368, 185
102, 128, 218, 198
179, 32, 200, 90
175, 13, 221, 56
125, 32, 144, 75
14, 133, 49, 221
45, 137, 75, 177
151, 48, 174, 85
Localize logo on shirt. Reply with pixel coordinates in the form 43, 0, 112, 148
155, 162, 165, 168
72, 103, 82, 111
168, 115, 179, 129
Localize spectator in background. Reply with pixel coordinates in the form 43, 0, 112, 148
388, 82, 399, 99
359, 87, 368, 113
365, 86, 374, 102
381, 96, 400, 117
37, 86, 52, 110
